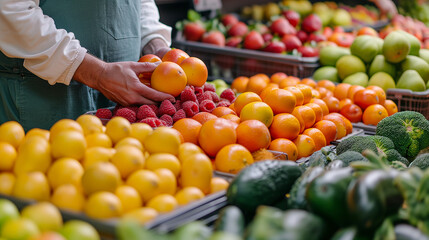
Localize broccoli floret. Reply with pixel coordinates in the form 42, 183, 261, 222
386, 149, 410, 166
409, 153, 429, 170
376, 111, 429, 159
336, 151, 368, 166
336, 136, 378, 155
369, 135, 395, 154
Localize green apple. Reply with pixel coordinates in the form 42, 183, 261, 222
368, 55, 397, 78
313, 2, 332, 26
342, 72, 369, 87
211, 79, 228, 88
419, 49, 429, 65
319, 46, 350, 66
368, 72, 396, 91
60, 220, 100, 240
397, 30, 421, 56
336, 55, 366, 80
330, 9, 352, 26
216, 86, 228, 96
400, 55, 429, 83
350, 35, 381, 63
382, 31, 410, 63
397, 70, 426, 91
0, 199, 19, 230
21, 202, 63, 232
312, 66, 339, 82
1, 218, 40, 240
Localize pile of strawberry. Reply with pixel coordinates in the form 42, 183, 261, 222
95, 83, 236, 128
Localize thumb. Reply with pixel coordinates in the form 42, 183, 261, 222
131, 61, 160, 73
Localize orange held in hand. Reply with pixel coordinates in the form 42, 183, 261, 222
161, 49, 190, 64
180, 57, 208, 87
151, 62, 187, 97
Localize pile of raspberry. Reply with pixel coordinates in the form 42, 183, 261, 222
95, 83, 236, 128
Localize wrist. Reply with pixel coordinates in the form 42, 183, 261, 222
73, 53, 107, 89
143, 38, 169, 55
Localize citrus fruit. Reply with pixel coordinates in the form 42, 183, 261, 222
51, 130, 87, 160
323, 96, 341, 113
366, 85, 386, 105
151, 62, 187, 97
347, 85, 365, 102
210, 177, 229, 193
13, 171, 50, 201
284, 86, 304, 106
143, 127, 182, 155
0, 121, 25, 149
330, 113, 353, 135
25, 128, 50, 141
305, 103, 324, 123
173, 118, 202, 144
279, 77, 300, 88
293, 134, 316, 158
129, 123, 153, 145
323, 114, 347, 139
146, 194, 178, 213
353, 89, 379, 110
174, 187, 205, 205
126, 170, 161, 202
302, 128, 327, 151
215, 144, 254, 174
270, 72, 288, 84
139, 53, 162, 63
333, 83, 352, 100
0, 142, 16, 171
84, 191, 122, 219
153, 168, 177, 195
0, 173, 15, 195
49, 119, 83, 143
105, 117, 131, 144
269, 113, 300, 140
121, 207, 159, 225
0, 199, 19, 230
246, 75, 268, 95
145, 153, 181, 177
192, 112, 218, 125
180, 153, 213, 194
262, 88, 296, 114
317, 80, 336, 92
301, 78, 317, 88
231, 76, 249, 93
115, 137, 143, 151
362, 104, 388, 125
384, 99, 398, 116
310, 98, 329, 116
0, 218, 39, 240
51, 184, 85, 212
81, 162, 121, 195
111, 145, 145, 179
340, 103, 363, 122
233, 92, 262, 115
198, 118, 237, 157
161, 49, 190, 64
83, 147, 115, 169
268, 138, 298, 161
339, 98, 353, 110
21, 202, 63, 232
212, 107, 236, 117
13, 135, 51, 175
115, 185, 142, 213
180, 57, 208, 87
236, 120, 271, 152
292, 105, 316, 131
60, 220, 100, 240
240, 102, 274, 127
178, 143, 204, 163
85, 133, 112, 148
76, 115, 104, 136
296, 84, 313, 104
47, 157, 84, 189
221, 114, 240, 125
313, 120, 338, 144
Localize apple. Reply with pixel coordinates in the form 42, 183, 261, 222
184, 22, 205, 42
322, 27, 333, 39
228, 22, 248, 37
330, 9, 352, 27
301, 14, 322, 33
282, 10, 300, 27
281, 35, 302, 51
296, 30, 308, 43
307, 33, 327, 43
270, 17, 296, 37
397, 70, 426, 91
357, 27, 378, 37
262, 33, 273, 43
264, 41, 286, 53
328, 32, 354, 48
221, 14, 238, 27
202, 31, 225, 47
243, 31, 264, 50
254, 23, 270, 35
226, 36, 242, 48
298, 46, 319, 57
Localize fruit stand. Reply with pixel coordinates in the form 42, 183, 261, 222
2, 0, 429, 240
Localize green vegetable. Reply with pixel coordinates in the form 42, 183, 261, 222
116, 220, 170, 240
174, 221, 211, 240
304, 146, 336, 169
330, 227, 372, 240
369, 135, 395, 153
394, 224, 429, 240
281, 209, 327, 240
209, 232, 242, 240
288, 166, 325, 210
336, 136, 378, 155
336, 151, 368, 166
375, 111, 429, 159
245, 206, 285, 240
326, 160, 347, 170
385, 149, 410, 166
213, 206, 245, 237
409, 153, 429, 170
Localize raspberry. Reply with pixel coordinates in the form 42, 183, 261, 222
182, 101, 199, 117
128, 106, 139, 113
220, 89, 236, 102
208, 91, 220, 103
115, 108, 136, 123
203, 83, 216, 92
173, 109, 186, 122
173, 100, 182, 111
199, 100, 216, 113
137, 105, 157, 120
197, 92, 212, 103
95, 108, 112, 119
112, 105, 123, 115
158, 120, 167, 127
160, 114, 173, 126
139, 117, 164, 128
217, 100, 231, 108
180, 86, 197, 103
158, 100, 176, 116
194, 87, 204, 95
147, 105, 158, 115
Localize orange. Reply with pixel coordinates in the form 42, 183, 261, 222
253, 73, 270, 84
293, 134, 316, 159
222, 114, 241, 125
292, 106, 316, 132
173, 118, 202, 145
302, 128, 327, 151
284, 86, 304, 106
138, 54, 162, 63
310, 98, 329, 116
269, 113, 301, 140
192, 112, 218, 125
279, 76, 301, 88
330, 113, 353, 135
347, 85, 365, 102
233, 92, 262, 115
180, 57, 208, 87
212, 107, 237, 117
333, 83, 352, 100
239, 102, 274, 127
151, 62, 187, 97
268, 138, 298, 161
339, 98, 353, 110
210, 177, 229, 193
313, 120, 338, 144
305, 103, 324, 123
366, 85, 386, 105
296, 84, 312, 104
259, 83, 279, 100
198, 118, 237, 157
323, 114, 347, 139
315, 87, 333, 99
236, 120, 271, 152
215, 144, 254, 174
317, 80, 336, 92
362, 104, 388, 126
0, 121, 25, 149
246, 75, 269, 95
262, 88, 296, 114
161, 49, 190, 64
231, 76, 249, 93
270, 72, 288, 84
311, 89, 321, 99
353, 89, 379, 110
229, 102, 236, 112
384, 99, 398, 116
340, 104, 363, 123
301, 78, 317, 88
323, 96, 341, 113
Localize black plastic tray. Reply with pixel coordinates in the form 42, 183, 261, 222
351, 122, 376, 135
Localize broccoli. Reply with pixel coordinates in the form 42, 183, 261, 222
336, 151, 368, 166
376, 111, 429, 159
336, 136, 378, 155
409, 153, 429, 170
369, 135, 395, 154
386, 149, 410, 166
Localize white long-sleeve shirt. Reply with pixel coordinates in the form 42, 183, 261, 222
0, 0, 171, 85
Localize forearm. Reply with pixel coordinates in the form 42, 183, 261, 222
73, 53, 106, 89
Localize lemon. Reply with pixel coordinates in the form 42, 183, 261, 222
0, 173, 15, 195
0, 121, 25, 149
126, 170, 161, 202
60, 220, 100, 240
145, 153, 181, 177
210, 177, 229, 194
111, 146, 145, 179
178, 143, 203, 163
84, 191, 123, 219
85, 133, 112, 148
21, 202, 63, 231
153, 168, 177, 195
174, 187, 205, 206
81, 162, 121, 196
0, 142, 17, 171
13, 135, 51, 175
51, 130, 87, 160
146, 194, 178, 213
25, 128, 50, 141
115, 186, 142, 213
0, 218, 39, 240
130, 123, 153, 145
47, 158, 84, 189
143, 127, 181, 155
179, 153, 212, 194
51, 184, 85, 212
121, 207, 158, 225
82, 147, 115, 169
12, 171, 50, 201
115, 137, 143, 151
105, 117, 131, 144
76, 114, 104, 136
49, 119, 83, 143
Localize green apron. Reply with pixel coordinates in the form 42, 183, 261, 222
0, 0, 141, 131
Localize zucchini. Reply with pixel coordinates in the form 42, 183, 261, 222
245, 206, 285, 240
394, 224, 429, 240
288, 166, 324, 210
282, 209, 327, 240
213, 206, 245, 237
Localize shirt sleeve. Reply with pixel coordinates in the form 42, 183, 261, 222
0, 0, 87, 85
140, 0, 172, 49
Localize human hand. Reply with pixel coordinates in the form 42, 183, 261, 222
143, 38, 170, 58
154, 47, 170, 59
373, 0, 398, 18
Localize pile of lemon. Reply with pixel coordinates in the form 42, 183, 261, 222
0, 115, 229, 224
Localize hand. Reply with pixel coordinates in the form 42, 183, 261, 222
373, 0, 397, 18
143, 38, 170, 58
154, 46, 170, 59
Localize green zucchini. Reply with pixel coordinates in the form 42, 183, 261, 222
288, 166, 324, 210
281, 209, 327, 240
213, 206, 245, 237
394, 224, 429, 240
245, 206, 285, 240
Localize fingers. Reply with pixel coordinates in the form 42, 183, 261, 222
131, 61, 160, 73
134, 83, 176, 102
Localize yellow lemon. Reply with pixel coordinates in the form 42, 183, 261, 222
179, 153, 212, 194
0, 172, 15, 195
25, 128, 50, 141
84, 192, 123, 219
114, 186, 142, 213
105, 117, 131, 144
239, 101, 274, 127
14, 136, 51, 175
60, 220, 100, 240
51, 130, 87, 160
85, 132, 112, 148
115, 137, 144, 151
177, 142, 203, 163
21, 202, 63, 232
0, 218, 39, 240
51, 184, 85, 212
153, 168, 177, 195
49, 119, 83, 143
143, 127, 181, 155
81, 162, 121, 196
145, 153, 181, 177
130, 123, 153, 145
126, 170, 160, 202
0, 142, 17, 171
0, 121, 25, 149
76, 114, 104, 136
146, 194, 178, 213
174, 187, 205, 206
47, 157, 84, 189
210, 177, 229, 194
83, 147, 115, 169
12, 171, 50, 201
111, 146, 145, 179
121, 207, 158, 225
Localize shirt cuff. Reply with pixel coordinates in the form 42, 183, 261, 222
55, 47, 87, 85
141, 32, 171, 51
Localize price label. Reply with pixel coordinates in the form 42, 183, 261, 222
193, 0, 222, 11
